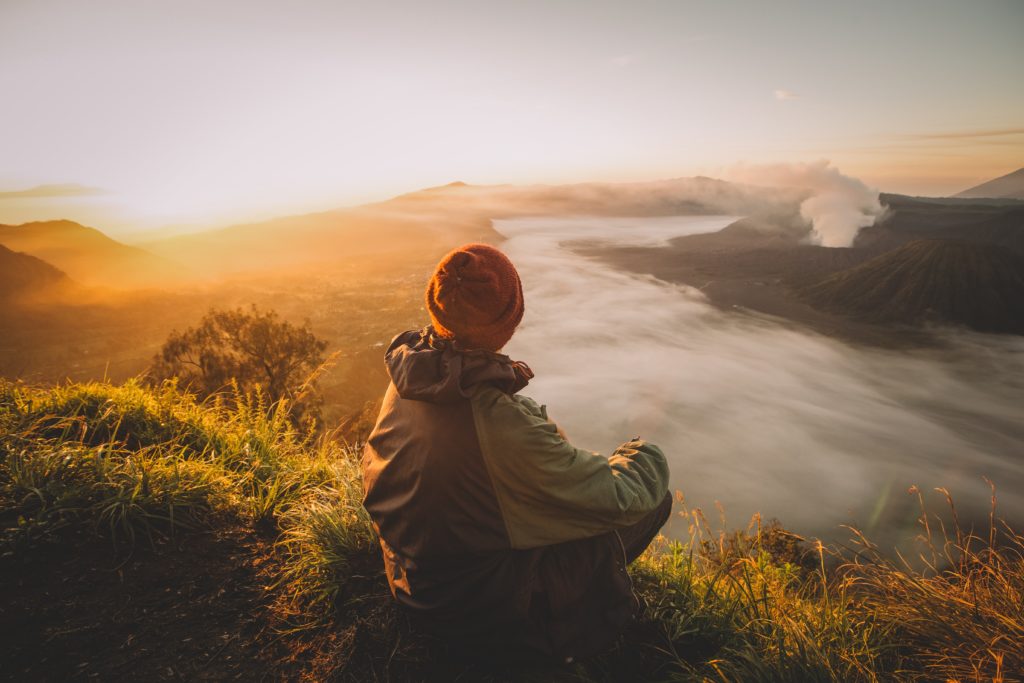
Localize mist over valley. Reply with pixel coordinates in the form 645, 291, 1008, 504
3, 168, 1024, 548
500, 214, 1024, 550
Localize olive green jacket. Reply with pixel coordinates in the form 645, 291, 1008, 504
471, 386, 669, 548
361, 327, 670, 658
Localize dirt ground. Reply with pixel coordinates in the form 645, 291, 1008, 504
0, 525, 681, 682
0, 527, 286, 682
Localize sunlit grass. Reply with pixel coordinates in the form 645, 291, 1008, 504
1, 378, 1021, 681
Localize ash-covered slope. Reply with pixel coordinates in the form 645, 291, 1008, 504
855, 194, 1024, 252
802, 240, 1024, 334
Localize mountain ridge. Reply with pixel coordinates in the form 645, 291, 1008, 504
955, 167, 1024, 200
0, 244, 75, 300
140, 176, 797, 277
0, 220, 186, 288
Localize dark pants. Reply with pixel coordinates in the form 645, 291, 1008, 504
413, 492, 676, 663
518, 490, 675, 660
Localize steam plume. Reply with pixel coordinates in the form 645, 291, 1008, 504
725, 161, 885, 247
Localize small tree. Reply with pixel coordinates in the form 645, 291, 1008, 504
150, 306, 329, 428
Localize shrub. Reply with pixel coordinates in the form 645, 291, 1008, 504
148, 305, 330, 430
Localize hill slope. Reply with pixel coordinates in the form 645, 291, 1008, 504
0, 220, 185, 288
955, 167, 1024, 200
143, 206, 496, 277
802, 240, 1024, 333
143, 177, 792, 278
1, 380, 1020, 681
0, 244, 74, 300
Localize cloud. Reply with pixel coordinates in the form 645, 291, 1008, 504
900, 127, 1024, 140
774, 89, 799, 101
499, 215, 1024, 549
0, 183, 106, 199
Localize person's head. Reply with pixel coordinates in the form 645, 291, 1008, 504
425, 243, 524, 352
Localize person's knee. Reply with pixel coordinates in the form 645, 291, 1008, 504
654, 490, 672, 527
619, 491, 674, 564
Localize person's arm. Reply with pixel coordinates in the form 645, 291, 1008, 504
471, 387, 670, 549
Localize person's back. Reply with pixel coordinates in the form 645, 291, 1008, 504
361, 243, 671, 661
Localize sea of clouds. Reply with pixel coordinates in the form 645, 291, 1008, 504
499, 215, 1024, 550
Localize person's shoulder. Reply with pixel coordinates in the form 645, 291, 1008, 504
471, 386, 544, 421
471, 384, 517, 409
386, 327, 427, 352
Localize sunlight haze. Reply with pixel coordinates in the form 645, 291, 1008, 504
3, 4, 1024, 676
1, 0, 1022, 232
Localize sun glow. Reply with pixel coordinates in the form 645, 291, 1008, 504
1, 1, 1022, 232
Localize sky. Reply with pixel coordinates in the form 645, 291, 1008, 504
1, 0, 1022, 234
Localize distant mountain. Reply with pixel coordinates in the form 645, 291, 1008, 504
0, 220, 185, 288
384, 176, 795, 218
617, 192, 1022, 261
801, 240, 1024, 334
955, 168, 1024, 200
143, 177, 793, 277
0, 244, 74, 300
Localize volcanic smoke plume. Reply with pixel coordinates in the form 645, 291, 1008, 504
726, 161, 886, 247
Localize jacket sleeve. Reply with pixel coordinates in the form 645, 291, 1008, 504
471, 387, 671, 549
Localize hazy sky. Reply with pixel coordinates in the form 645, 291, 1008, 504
1, 0, 1022, 232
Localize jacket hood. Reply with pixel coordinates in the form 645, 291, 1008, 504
384, 327, 533, 403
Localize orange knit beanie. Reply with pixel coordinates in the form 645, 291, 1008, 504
425, 243, 525, 351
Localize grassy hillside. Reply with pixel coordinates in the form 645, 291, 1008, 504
1, 380, 1021, 681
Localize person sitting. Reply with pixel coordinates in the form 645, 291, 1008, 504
361, 242, 671, 663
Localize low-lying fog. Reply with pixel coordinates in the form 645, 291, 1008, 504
499, 216, 1024, 550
